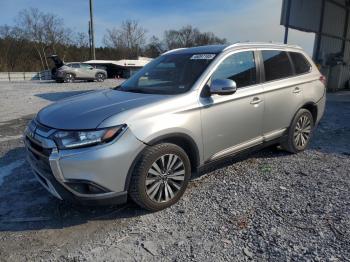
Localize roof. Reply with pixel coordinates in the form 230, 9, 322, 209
163, 45, 229, 55
164, 42, 303, 56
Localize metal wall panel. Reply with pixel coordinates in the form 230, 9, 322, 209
281, 0, 350, 90
322, 1, 346, 37
332, 0, 346, 5
281, 0, 322, 32
320, 36, 343, 57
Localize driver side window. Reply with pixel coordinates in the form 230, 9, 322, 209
212, 51, 257, 88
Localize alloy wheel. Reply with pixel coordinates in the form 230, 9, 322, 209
294, 114, 312, 149
145, 154, 185, 203
65, 74, 74, 83
96, 74, 104, 82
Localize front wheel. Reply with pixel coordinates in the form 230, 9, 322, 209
281, 109, 314, 153
129, 143, 191, 211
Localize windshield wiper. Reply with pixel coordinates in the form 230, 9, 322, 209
119, 87, 151, 94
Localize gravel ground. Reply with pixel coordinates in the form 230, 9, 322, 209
0, 81, 349, 261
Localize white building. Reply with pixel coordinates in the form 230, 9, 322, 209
84, 57, 152, 78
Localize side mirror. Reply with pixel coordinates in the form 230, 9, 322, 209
210, 79, 237, 96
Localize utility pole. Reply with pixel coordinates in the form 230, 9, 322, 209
283, 0, 291, 44
89, 0, 96, 60
88, 21, 92, 59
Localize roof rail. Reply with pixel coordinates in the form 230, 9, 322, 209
223, 42, 302, 51
162, 48, 188, 55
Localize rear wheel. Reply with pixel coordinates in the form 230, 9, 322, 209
64, 73, 75, 83
129, 143, 191, 211
281, 109, 314, 153
96, 73, 105, 82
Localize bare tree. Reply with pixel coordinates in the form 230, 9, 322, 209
164, 25, 227, 50
15, 8, 72, 70
74, 32, 89, 48
144, 36, 164, 57
103, 20, 147, 58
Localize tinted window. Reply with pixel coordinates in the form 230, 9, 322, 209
289, 52, 311, 75
212, 51, 257, 88
71, 63, 80, 68
262, 50, 293, 81
81, 63, 92, 69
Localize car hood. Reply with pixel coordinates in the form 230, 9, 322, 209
37, 89, 165, 130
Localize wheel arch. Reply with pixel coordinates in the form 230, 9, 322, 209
300, 102, 318, 124
96, 72, 107, 78
64, 72, 76, 80
124, 133, 200, 191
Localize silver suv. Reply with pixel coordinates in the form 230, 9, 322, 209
55, 62, 107, 83
25, 43, 326, 211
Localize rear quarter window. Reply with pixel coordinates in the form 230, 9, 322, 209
289, 52, 312, 75
261, 50, 294, 82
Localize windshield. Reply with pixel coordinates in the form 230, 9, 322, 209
118, 53, 216, 95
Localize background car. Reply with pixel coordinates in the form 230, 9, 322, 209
49, 55, 107, 83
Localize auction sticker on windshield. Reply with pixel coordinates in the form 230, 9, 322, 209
190, 54, 216, 60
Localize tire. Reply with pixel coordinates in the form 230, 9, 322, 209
64, 73, 75, 83
281, 109, 314, 153
96, 73, 105, 82
129, 143, 191, 211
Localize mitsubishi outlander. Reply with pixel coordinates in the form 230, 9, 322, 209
25, 43, 326, 211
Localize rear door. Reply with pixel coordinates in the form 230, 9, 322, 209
80, 63, 95, 79
259, 49, 304, 139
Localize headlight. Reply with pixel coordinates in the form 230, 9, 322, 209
52, 125, 126, 149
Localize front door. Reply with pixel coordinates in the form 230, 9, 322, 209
200, 50, 264, 161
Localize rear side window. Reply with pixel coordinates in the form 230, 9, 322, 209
71, 63, 80, 68
289, 52, 311, 75
212, 51, 257, 88
261, 50, 294, 82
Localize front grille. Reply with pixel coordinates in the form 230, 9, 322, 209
26, 136, 52, 157
25, 136, 52, 172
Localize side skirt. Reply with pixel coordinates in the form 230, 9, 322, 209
197, 137, 284, 175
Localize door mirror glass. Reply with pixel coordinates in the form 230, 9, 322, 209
210, 79, 237, 95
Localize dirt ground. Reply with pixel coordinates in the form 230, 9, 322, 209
0, 81, 349, 261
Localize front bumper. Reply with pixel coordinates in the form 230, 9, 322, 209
24, 120, 145, 205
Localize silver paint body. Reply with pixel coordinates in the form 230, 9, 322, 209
56, 63, 107, 81
25, 43, 326, 200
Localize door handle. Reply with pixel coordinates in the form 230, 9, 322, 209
250, 97, 262, 105
293, 87, 301, 94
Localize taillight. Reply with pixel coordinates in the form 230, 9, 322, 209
320, 75, 327, 85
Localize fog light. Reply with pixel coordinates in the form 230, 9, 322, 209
65, 181, 109, 195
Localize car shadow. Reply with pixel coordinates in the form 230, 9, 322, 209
35, 90, 94, 102
0, 144, 285, 232
0, 145, 149, 232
